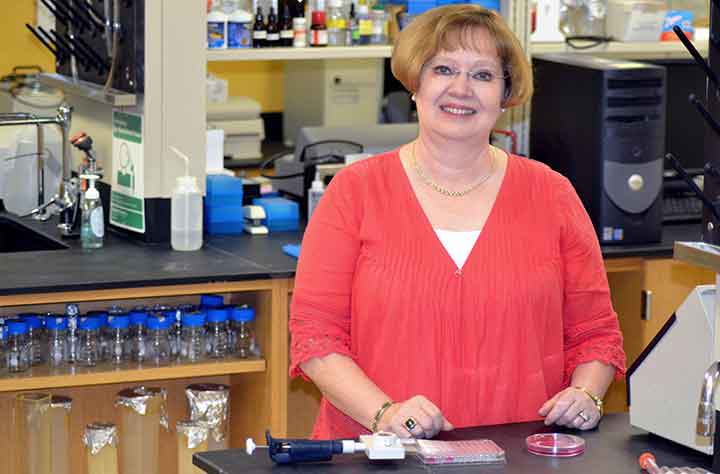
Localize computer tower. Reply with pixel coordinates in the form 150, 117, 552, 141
531, 54, 665, 244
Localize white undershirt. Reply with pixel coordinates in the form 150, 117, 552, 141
434, 229, 481, 270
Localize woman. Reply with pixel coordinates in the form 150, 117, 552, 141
290, 4, 626, 440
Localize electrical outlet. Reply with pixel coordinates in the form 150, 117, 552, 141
36, 0, 55, 33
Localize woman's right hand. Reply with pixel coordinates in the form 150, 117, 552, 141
377, 395, 454, 439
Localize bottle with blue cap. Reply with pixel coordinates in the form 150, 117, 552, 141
87, 310, 110, 361
181, 311, 207, 363
0, 319, 6, 371
19, 313, 46, 366
230, 305, 256, 358
46, 315, 69, 368
77, 316, 102, 366
200, 294, 224, 309
206, 308, 229, 359
129, 310, 149, 363
146, 315, 172, 366
6, 319, 30, 372
107, 314, 130, 365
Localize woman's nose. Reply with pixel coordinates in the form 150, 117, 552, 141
449, 72, 473, 95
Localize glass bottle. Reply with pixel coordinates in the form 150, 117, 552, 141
348, 2, 358, 45
231, 306, 256, 358
129, 310, 149, 364
253, 6, 267, 48
357, 3, 371, 45
46, 315, 68, 368
310, 10, 328, 46
200, 294, 224, 309
77, 316, 101, 367
369, 4, 387, 45
206, 308, 229, 359
266, 7, 280, 47
280, 2, 294, 46
107, 314, 130, 365
0, 322, 6, 372
146, 315, 172, 366
181, 312, 206, 363
327, 0, 346, 46
6, 319, 30, 373
87, 310, 110, 361
19, 313, 45, 366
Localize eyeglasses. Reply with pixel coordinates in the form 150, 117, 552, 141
425, 62, 507, 84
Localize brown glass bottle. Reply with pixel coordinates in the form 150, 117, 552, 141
252, 7, 267, 48
266, 7, 280, 47
280, 2, 294, 47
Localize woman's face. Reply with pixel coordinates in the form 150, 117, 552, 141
415, 28, 506, 143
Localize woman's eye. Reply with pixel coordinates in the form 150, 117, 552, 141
433, 65, 454, 75
473, 70, 495, 81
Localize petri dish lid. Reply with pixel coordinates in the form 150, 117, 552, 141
526, 433, 586, 457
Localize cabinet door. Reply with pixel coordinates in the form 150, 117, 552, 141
604, 258, 714, 413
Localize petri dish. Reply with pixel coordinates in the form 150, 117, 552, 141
526, 433, 586, 457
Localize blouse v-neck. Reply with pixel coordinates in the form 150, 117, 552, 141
395, 148, 514, 272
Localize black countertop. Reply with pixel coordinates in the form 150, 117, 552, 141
0, 212, 704, 296
193, 413, 712, 474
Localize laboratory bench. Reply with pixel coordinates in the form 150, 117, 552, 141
0, 212, 714, 474
194, 413, 712, 474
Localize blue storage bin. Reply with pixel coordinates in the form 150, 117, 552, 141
207, 174, 244, 198
252, 197, 300, 232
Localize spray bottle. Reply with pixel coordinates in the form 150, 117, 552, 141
80, 174, 104, 249
307, 171, 325, 220
170, 147, 203, 251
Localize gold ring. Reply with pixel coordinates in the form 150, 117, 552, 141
578, 411, 590, 423
404, 417, 418, 432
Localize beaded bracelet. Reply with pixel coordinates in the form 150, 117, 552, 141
575, 386, 604, 416
371, 401, 395, 432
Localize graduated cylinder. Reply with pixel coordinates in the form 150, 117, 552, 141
115, 387, 167, 474
83, 423, 119, 474
177, 420, 209, 474
49, 395, 72, 474
14, 393, 52, 474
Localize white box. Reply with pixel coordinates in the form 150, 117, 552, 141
606, 0, 667, 42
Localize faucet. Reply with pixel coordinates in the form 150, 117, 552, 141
0, 105, 80, 236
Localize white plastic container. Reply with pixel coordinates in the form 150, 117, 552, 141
208, 4, 228, 49
228, 9, 253, 48
171, 176, 203, 251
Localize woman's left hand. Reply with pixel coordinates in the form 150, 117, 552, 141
538, 387, 601, 430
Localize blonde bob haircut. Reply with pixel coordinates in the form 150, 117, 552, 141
391, 5, 533, 108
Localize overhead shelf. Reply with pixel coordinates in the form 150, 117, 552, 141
531, 40, 707, 60
38, 73, 137, 107
0, 358, 266, 392
207, 45, 393, 61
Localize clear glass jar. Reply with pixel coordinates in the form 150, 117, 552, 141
87, 310, 110, 361
146, 315, 172, 366
129, 310, 149, 363
181, 312, 206, 363
19, 313, 46, 366
0, 319, 7, 372
6, 319, 30, 373
230, 306, 256, 358
46, 315, 69, 368
171, 305, 194, 360
107, 314, 130, 365
206, 308, 229, 359
77, 316, 101, 367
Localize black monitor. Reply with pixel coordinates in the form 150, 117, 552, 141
642, 58, 709, 175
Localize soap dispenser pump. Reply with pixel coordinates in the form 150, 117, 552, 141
80, 174, 104, 249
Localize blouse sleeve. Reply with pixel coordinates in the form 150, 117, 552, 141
289, 166, 364, 380
556, 177, 627, 384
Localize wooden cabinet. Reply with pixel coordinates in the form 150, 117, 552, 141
0, 278, 291, 474
604, 257, 715, 413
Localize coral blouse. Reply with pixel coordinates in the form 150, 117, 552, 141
290, 150, 626, 439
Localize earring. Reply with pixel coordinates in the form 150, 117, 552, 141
411, 93, 416, 101
501, 107, 506, 112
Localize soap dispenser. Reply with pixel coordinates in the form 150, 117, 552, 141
80, 174, 104, 249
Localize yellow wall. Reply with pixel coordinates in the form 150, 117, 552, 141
2, 2, 282, 112
0, 1, 54, 76
208, 61, 284, 112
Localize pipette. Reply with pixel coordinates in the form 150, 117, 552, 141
639, 452, 713, 474
247, 430, 405, 464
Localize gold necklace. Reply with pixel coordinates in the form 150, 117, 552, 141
411, 142, 496, 197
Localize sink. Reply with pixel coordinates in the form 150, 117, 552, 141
0, 216, 69, 253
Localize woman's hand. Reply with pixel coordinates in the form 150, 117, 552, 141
377, 395, 454, 439
538, 387, 602, 430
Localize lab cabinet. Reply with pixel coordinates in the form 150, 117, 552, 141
0, 278, 291, 474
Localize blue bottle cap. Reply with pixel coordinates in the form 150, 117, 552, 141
19, 314, 42, 330
231, 306, 256, 322
7, 320, 28, 335
108, 314, 130, 330
146, 316, 168, 331
182, 311, 206, 327
206, 308, 229, 323
46, 316, 69, 331
78, 316, 101, 331
129, 311, 148, 326
200, 294, 224, 308
87, 310, 109, 326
